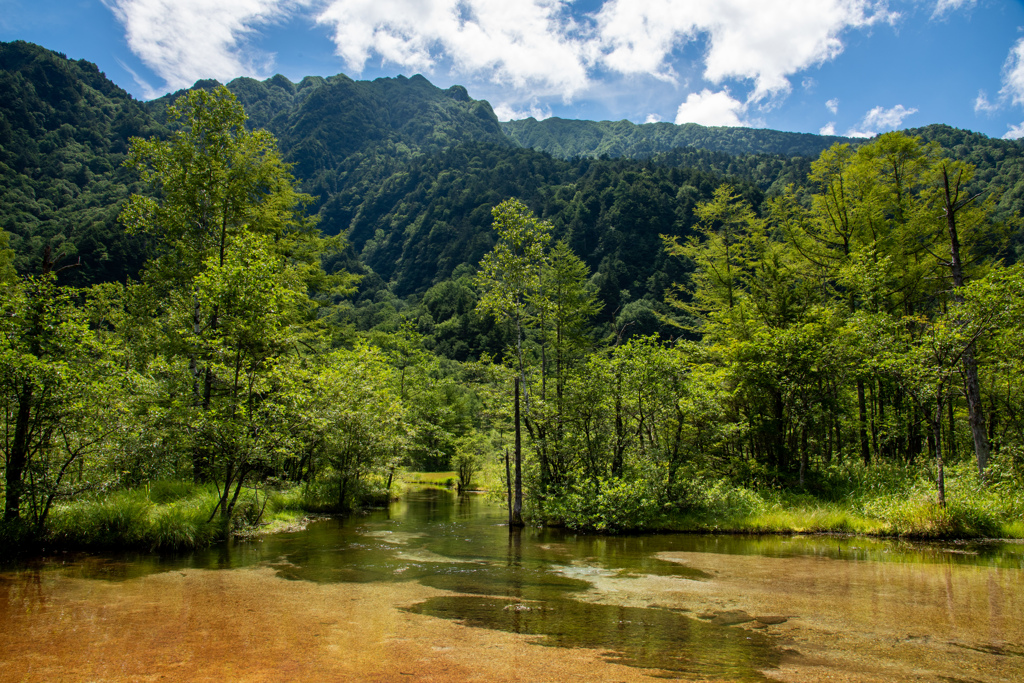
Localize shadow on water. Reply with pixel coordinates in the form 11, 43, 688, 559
6, 487, 1024, 679
11, 487, 1022, 583
406, 594, 780, 681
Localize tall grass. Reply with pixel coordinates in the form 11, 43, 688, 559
859, 461, 1019, 538
536, 459, 1023, 538
45, 486, 225, 551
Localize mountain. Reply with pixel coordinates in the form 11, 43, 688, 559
0, 40, 161, 284
907, 124, 1024, 219
501, 117, 853, 159
151, 71, 511, 213
3, 41, 1022, 302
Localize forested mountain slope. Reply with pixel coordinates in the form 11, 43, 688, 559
0, 41, 161, 284
3, 41, 1022, 298
907, 124, 1024, 218
152, 72, 510, 211
501, 116, 853, 159
503, 117, 1024, 218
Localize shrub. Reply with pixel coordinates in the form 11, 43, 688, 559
669, 475, 766, 518
150, 501, 220, 550
48, 490, 153, 547
545, 477, 666, 532
862, 463, 1004, 538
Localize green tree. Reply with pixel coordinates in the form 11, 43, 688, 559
121, 86, 322, 486
476, 198, 552, 525
663, 184, 765, 328
0, 230, 15, 285
534, 240, 601, 488
1, 274, 122, 527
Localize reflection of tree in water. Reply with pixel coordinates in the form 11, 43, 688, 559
406, 594, 780, 681
506, 527, 524, 632
2, 569, 46, 613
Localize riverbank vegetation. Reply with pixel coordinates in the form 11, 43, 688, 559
3, 67, 1024, 552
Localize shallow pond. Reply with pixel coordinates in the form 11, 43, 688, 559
2, 488, 1023, 682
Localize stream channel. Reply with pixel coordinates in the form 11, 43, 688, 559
2, 486, 1024, 682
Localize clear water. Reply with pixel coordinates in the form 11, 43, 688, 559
4, 487, 1024, 681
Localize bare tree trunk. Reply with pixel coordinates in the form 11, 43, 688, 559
512, 378, 524, 527
4, 386, 33, 522
505, 448, 512, 526
942, 165, 990, 480
858, 379, 870, 466
799, 427, 808, 487
933, 396, 946, 509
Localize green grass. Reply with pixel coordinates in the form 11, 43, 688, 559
1002, 519, 1024, 538
46, 486, 224, 550
398, 471, 459, 487
41, 481, 324, 551
537, 462, 1024, 539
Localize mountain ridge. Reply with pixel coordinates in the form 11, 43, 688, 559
3, 40, 1022, 302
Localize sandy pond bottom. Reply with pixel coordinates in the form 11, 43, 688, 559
0, 567, 666, 682
2, 490, 1023, 682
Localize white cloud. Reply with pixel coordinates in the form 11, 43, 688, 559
1000, 37, 1024, 107
932, 0, 976, 18
820, 122, 836, 135
493, 101, 553, 121
593, 0, 896, 102
645, 113, 662, 124
115, 57, 158, 99
103, 0, 294, 96
863, 103, 917, 129
316, 0, 591, 100
106, 0, 900, 114
675, 89, 761, 127
973, 37, 1024, 115
846, 129, 875, 139
802, 77, 817, 91
974, 91, 998, 114
826, 97, 839, 114
1003, 123, 1024, 140
845, 103, 917, 138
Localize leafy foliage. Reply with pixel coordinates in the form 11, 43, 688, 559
502, 117, 851, 159
0, 41, 162, 284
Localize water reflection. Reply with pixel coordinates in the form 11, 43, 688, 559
3, 487, 1024, 681
407, 595, 780, 681
6, 488, 1022, 582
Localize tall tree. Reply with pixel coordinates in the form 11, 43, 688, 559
121, 86, 319, 484
475, 198, 552, 526
1, 273, 119, 526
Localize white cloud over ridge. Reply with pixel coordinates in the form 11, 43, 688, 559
493, 101, 553, 122
316, 0, 590, 99
845, 104, 917, 137
675, 89, 763, 127
1003, 122, 1024, 140
105, 0, 892, 113
104, 0, 295, 96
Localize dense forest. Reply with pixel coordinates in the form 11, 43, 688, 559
3, 41, 1024, 550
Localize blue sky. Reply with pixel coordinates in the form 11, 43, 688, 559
3, 0, 1024, 139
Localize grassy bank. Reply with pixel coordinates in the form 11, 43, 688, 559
397, 464, 1023, 540
396, 464, 1022, 540
537, 461, 1024, 539
39, 482, 313, 551
5, 461, 1020, 555
1, 476, 401, 554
